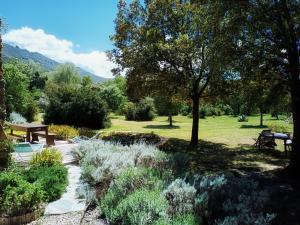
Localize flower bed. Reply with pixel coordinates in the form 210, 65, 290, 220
74, 140, 277, 225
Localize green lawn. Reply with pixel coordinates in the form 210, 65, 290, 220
103, 114, 293, 149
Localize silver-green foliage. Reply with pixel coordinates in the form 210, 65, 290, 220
163, 179, 196, 216
109, 189, 168, 225
194, 174, 276, 225
73, 141, 168, 201
8, 111, 27, 124
100, 167, 172, 221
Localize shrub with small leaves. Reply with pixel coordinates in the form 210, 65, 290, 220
73, 141, 168, 201
0, 172, 44, 216
269, 124, 289, 133
30, 148, 62, 167
108, 189, 168, 225
194, 173, 276, 225
49, 124, 79, 140
154, 214, 200, 225
101, 132, 161, 146
0, 140, 14, 168
100, 167, 172, 219
163, 179, 196, 216
23, 164, 68, 202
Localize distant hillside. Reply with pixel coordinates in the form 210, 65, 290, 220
3, 43, 107, 82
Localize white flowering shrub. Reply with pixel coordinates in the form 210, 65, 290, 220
8, 112, 27, 124
163, 179, 196, 216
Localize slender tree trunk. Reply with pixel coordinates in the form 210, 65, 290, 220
286, 23, 300, 171
259, 108, 263, 127
0, 19, 7, 141
289, 75, 300, 171
0, 19, 5, 123
190, 96, 200, 146
168, 112, 173, 127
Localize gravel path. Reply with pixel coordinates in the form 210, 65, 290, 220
28, 208, 107, 225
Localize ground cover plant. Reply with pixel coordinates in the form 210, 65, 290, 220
74, 140, 278, 225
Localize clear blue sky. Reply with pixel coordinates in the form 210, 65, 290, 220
0, 0, 120, 52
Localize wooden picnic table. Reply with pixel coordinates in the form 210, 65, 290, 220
10, 123, 48, 143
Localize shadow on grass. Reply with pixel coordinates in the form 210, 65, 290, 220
160, 138, 288, 174
143, 125, 180, 129
240, 124, 268, 129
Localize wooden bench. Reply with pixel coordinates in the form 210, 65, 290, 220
32, 131, 55, 146
8, 134, 26, 142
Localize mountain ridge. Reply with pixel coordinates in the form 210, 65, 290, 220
3, 43, 107, 82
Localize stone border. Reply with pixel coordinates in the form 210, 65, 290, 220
0, 207, 44, 225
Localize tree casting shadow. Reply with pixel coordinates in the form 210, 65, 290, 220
143, 125, 180, 129
240, 124, 268, 129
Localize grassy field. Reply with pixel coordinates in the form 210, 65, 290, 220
103, 114, 293, 149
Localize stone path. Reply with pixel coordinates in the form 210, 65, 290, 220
25, 141, 106, 224
44, 165, 86, 215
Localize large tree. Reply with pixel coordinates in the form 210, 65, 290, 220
110, 0, 238, 146
239, 0, 300, 170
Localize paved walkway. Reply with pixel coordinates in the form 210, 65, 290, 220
44, 165, 86, 215
13, 139, 78, 166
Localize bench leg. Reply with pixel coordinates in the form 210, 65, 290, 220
32, 133, 39, 142
46, 136, 55, 146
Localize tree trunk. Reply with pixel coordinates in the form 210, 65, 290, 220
168, 113, 173, 127
260, 108, 263, 127
0, 19, 6, 134
190, 96, 200, 146
289, 78, 300, 171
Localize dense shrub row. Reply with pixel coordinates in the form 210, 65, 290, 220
73, 141, 276, 225
199, 104, 233, 119
101, 132, 161, 146
44, 86, 111, 129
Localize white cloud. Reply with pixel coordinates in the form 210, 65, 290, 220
3, 27, 115, 78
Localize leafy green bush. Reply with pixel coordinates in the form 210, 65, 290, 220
199, 107, 207, 119
154, 214, 200, 225
269, 124, 289, 133
23, 165, 68, 202
78, 127, 97, 138
0, 172, 44, 216
100, 167, 171, 219
101, 132, 161, 146
124, 98, 156, 121
30, 148, 62, 167
108, 189, 168, 225
44, 86, 111, 129
0, 140, 13, 168
221, 104, 233, 115
49, 124, 79, 140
